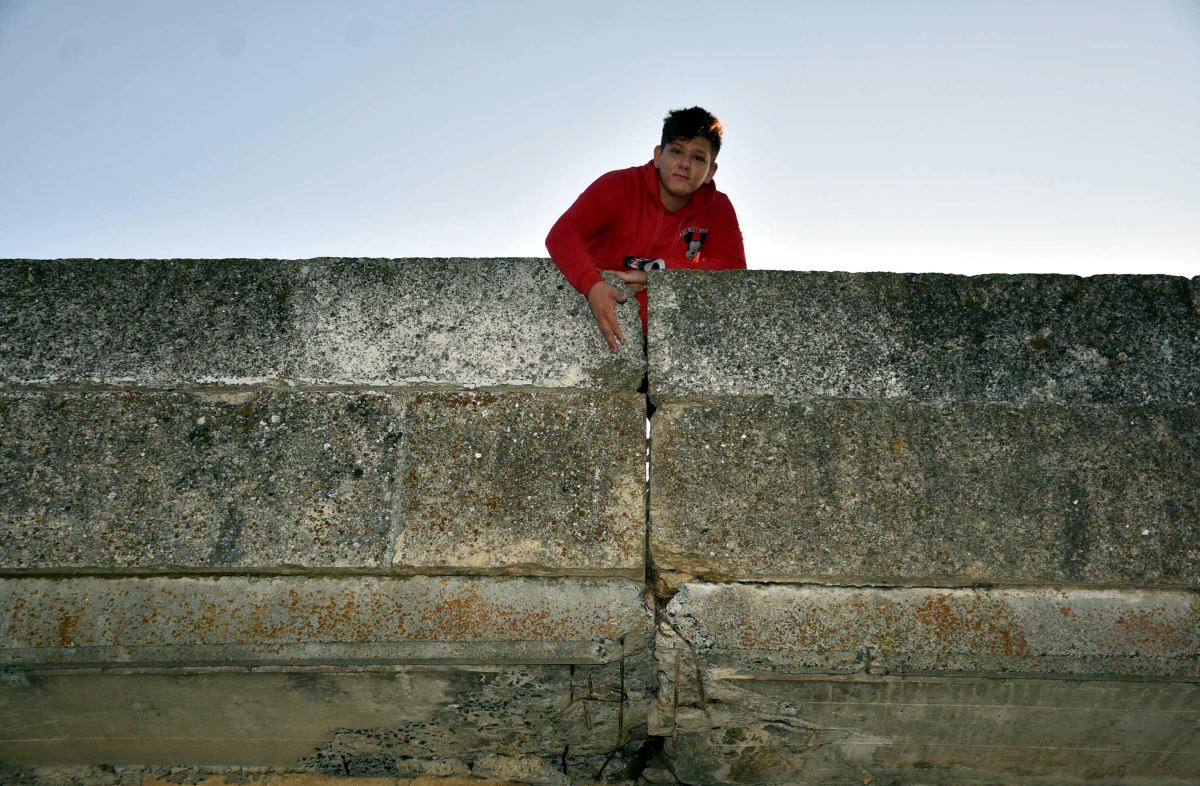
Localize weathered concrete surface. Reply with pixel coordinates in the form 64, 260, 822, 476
1, 390, 643, 575
397, 391, 644, 577
0, 774, 521, 786
0, 390, 403, 571
658, 584, 1200, 678
0, 576, 651, 666
648, 271, 1200, 404
0, 259, 643, 390
650, 398, 1200, 588
0, 577, 653, 777
0, 665, 650, 779
652, 583, 1200, 785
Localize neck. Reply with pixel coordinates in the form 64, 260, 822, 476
658, 183, 689, 212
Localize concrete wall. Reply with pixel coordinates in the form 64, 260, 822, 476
2, 259, 1198, 785
648, 271, 1200, 785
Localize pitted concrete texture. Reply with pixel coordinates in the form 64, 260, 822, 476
653, 584, 1200, 785
0, 259, 643, 390
1, 389, 642, 574
0, 575, 652, 666
0, 662, 649, 776
398, 390, 644, 577
658, 584, 1200, 678
290, 259, 643, 390
0, 389, 402, 570
650, 398, 1200, 587
648, 270, 1200, 404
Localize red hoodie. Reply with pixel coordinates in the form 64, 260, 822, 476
546, 160, 746, 327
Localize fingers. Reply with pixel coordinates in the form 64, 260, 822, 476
613, 269, 648, 286
586, 281, 630, 354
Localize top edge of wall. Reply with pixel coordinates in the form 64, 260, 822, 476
648, 270, 1200, 405
0, 258, 644, 391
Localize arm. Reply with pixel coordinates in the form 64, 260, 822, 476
546, 172, 637, 352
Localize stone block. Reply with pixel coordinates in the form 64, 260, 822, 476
653, 583, 1200, 785
289, 259, 643, 390
397, 390, 645, 577
650, 398, 1200, 587
0, 576, 653, 771
648, 271, 1200, 404
0, 389, 402, 570
0, 389, 643, 575
0, 259, 643, 390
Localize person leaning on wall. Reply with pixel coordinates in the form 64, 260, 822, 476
546, 106, 747, 353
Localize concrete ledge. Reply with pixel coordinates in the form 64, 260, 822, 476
650, 399, 1200, 588
0, 576, 652, 775
653, 583, 1200, 784
1, 390, 643, 575
0, 575, 651, 666
659, 583, 1199, 678
0, 259, 643, 390
648, 271, 1200, 404
0, 664, 649, 774
653, 671, 1200, 786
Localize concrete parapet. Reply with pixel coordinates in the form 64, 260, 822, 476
650, 398, 1200, 588
0, 258, 642, 390
648, 271, 1200, 404
653, 582, 1200, 785
1, 389, 643, 576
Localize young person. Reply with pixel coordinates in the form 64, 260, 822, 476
546, 107, 746, 352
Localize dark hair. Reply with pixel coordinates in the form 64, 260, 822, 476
661, 107, 723, 158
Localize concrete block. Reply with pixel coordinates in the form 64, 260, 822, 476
0, 390, 402, 570
658, 583, 1200, 678
290, 259, 643, 390
650, 398, 1200, 587
648, 271, 1200, 404
398, 390, 644, 577
0, 575, 651, 666
0, 259, 643, 390
653, 583, 1200, 785
0, 577, 653, 770
1, 390, 643, 575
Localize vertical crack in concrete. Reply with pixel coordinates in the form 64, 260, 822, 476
382, 397, 411, 568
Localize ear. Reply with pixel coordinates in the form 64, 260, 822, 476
705, 160, 718, 183
653, 145, 662, 170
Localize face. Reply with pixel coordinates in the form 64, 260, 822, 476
653, 136, 718, 205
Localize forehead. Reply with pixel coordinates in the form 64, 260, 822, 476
665, 136, 716, 159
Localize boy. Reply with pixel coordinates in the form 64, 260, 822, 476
546, 107, 746, 352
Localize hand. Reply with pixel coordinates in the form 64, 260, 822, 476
586, 280, 629, 353
613, 268, 648, 293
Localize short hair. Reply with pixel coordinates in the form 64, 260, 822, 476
661, 107, 723, 158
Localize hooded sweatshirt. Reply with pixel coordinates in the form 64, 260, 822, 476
546, 160, 746, 328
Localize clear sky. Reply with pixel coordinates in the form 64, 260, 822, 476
1, 0, 1197, 276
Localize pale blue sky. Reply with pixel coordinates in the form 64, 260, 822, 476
2, 0, 1197, 275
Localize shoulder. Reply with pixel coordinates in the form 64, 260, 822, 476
585, 163, 646, 192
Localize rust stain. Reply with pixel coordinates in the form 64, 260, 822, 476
912, 594, 1029, 656
888, 438, 909, 453
1114, 607, 1189, 649
56, 608, 78, 646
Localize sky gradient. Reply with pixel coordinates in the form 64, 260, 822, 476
1, 0, 1197, 276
